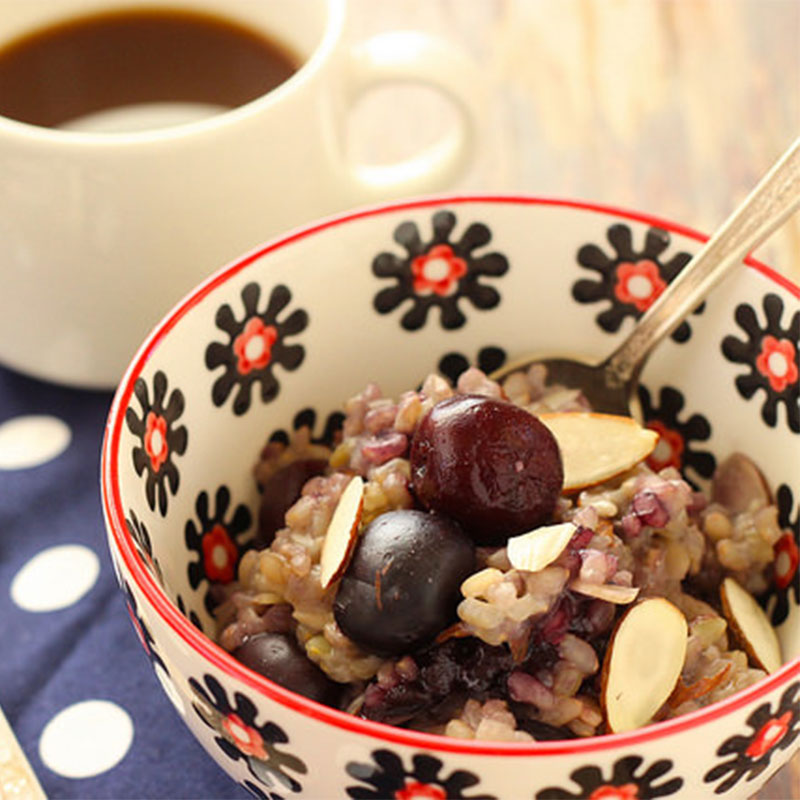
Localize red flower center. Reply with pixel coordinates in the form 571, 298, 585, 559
614, 260, 666, 312
411, 244, 467, 296
202, 524, 239, 583
589, 784, 640, 800
746, 711, 793, 759
755, 336, 799, 393
222, 713, 267, 760
774, 532, 800, 590
645, 420, 683, 471
144, 412, 169, 472
233, 318, 279, 375
395, 781, 447, 800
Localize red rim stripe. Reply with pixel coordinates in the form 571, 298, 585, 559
101, 195, 800, 756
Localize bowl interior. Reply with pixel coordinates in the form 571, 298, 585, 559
106, 197, 800, 704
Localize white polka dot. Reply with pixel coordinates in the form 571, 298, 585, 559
10, 545, 100, 612
0, 415, 71, 469
39, 700, 133, 778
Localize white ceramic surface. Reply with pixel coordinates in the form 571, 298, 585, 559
0, 0, 478, 388
103, 197, 800, 799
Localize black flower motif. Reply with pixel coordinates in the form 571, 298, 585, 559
125, 371, 188, 516
704, 682, 800, 793
345, 748, 496, 800
637, 385, 716, 488
206, 283, 308, 416
175, 594, 205, 633
185, 486, 253, 613
372, 210, 509, 331
573, 224, 701, 342
536, 755, 683, 799
125, 509, 164, 587
267, 407, 345, 449
438, 346, 508, 386
190, 673, 307, 794
123, 579, 167, 674
759, 484, 800, 627
721, 293, 800, 432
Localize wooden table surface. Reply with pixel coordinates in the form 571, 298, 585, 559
348, 2, 800, 797
348, 0, 800, 279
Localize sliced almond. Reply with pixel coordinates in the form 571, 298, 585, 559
570, 579, 640, 605
601, 598, 688, 733
539, 412, 658, 493
319, 476, 364, 589
507, 522, 577, 572
720, 576, 782, 673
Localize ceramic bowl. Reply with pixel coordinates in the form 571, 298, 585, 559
102, 196, 800, 799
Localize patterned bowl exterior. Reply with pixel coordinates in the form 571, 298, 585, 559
102, 197, 800, 799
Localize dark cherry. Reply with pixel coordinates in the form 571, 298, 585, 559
232, 632, 341, 706
256, 459, 328, 547
409, 395, 563, 545
333, 509, 474, 656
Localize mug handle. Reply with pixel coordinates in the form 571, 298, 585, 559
342, 30, 481, 198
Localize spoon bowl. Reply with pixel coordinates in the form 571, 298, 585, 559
492, 137, 800, 416
497, 353, 635, 416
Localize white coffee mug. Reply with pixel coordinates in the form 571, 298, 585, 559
0, 0, 480, 388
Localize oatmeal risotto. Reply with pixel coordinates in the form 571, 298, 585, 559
216, 365, 784, 741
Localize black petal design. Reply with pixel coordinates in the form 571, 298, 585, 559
190, 673, 307, 793
372, 210, 509, 331
125, 370, 187, 516
573, 223, 701, 341
123, 579, 167, 674
125, 509, 165, 587
758, 484, 800, 626
345, 748, 496, 799
537, 755, 683, 799
438, 346, 508, 386
175, 594, 205, 633
721, 293, 800, 432
704, 682, 800, 793
184, 486, 253, 613
206, 283, 308, 416
266, 407, 345, 449
637, 384, 716, 488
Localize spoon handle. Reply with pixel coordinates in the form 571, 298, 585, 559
604, 136, 800, 387
0, 705, 47, 800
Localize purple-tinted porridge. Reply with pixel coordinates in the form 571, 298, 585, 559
215, 365, 784, 741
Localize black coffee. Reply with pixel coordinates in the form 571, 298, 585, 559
0, 7, 301, 128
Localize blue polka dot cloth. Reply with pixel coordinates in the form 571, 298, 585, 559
0, 365, 248, 799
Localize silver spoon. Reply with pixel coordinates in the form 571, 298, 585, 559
0, 704, 46, 800
493, 137, 800, 416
